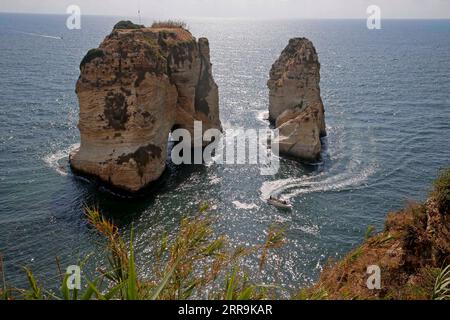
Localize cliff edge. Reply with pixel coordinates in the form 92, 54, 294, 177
301, 168, 450, 300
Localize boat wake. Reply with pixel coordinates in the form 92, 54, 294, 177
260, 162, 376, 200
260, 125, 378, 201
43, 143, 79, 177
232, 201, 260, 210
14, 30, 63, 40
256, 111, 270, 125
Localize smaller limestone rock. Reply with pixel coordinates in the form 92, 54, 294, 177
268, 38, 326, 162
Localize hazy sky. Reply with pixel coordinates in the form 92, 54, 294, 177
1, 0, 450, 19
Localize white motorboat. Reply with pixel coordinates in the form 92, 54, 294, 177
267, 196, 292, 210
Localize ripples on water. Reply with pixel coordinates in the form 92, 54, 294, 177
0, 14, 449, 292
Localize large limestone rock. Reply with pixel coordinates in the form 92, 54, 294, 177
70, 21, 221, 192
268, 38, 326, 161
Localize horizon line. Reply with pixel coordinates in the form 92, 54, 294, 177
1, 11, 450, 20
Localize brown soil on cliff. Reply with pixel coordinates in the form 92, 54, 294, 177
300, 169, 450, 300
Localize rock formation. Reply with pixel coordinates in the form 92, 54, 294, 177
70, 21, 221, 192
268, 38, 326, 161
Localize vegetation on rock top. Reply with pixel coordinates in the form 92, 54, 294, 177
80, 48, 104, 69
432, 168, 450, 213
113, 20, 145, 30
151, 20, 187, 29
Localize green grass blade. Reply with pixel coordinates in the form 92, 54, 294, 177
225, 267, 238, 300
104, 281, 127, 300
80, 279, 99, 300
86, 280, 106, 300
237, 286, 254, 300
24, 267, 42, 300
127, 227, 138, 300
149, 259, 180, 300
61, 273, 70, 300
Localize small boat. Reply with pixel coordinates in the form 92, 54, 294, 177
267, 196, 292, 210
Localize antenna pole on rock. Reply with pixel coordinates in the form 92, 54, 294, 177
138, 0, 141, 24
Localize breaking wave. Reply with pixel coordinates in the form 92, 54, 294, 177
256, 111, 270, 125
14, 30, 63, 40
43, 143, 79, 177
232, 201, 260, 210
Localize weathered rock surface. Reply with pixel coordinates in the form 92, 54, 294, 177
268, 38, 326, 161
70, 21, 221, 192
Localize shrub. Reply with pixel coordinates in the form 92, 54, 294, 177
113, 20, 145, 30
80, 48, 105, 69
5, 205, 285, 300
432, 167, 450, 214
151, 20, 187, 29
432, 265, 450, 300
